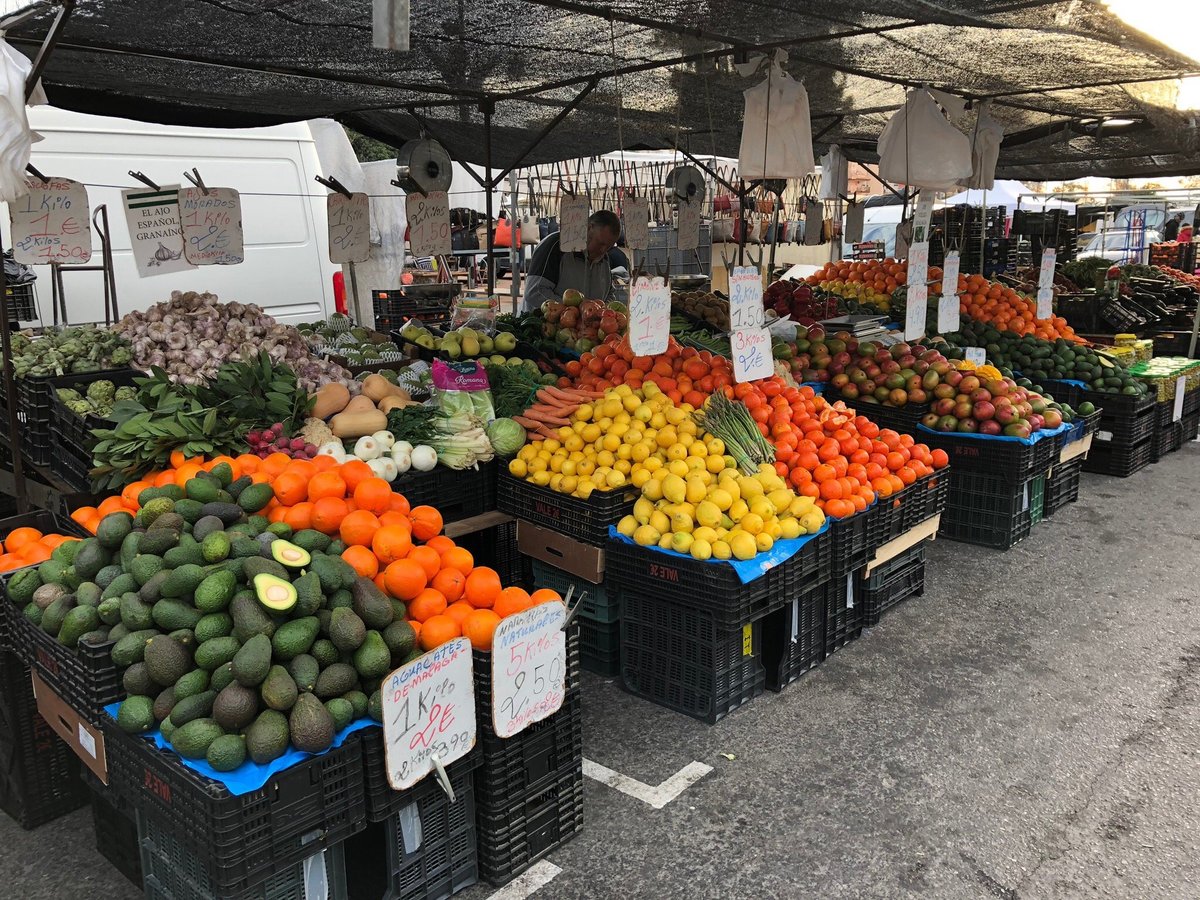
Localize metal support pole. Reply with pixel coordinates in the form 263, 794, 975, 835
509, 170, 521, 314
348, 261, 363, 324
737, 180, 746, 267
24, 0, 75, 100
483, 103, 496, 294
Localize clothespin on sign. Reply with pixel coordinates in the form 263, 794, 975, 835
315, 175, 353, 199
129, 170, 161, 191
183, 167, 210, 196
561, 585, 585, 631
24, 163, 48, 184
429, 754, 457, 802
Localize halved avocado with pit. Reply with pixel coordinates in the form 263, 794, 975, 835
254, 573, 298, 612
271, 540, 311, 569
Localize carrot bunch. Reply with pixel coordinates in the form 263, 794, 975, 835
513, 385, 606, 440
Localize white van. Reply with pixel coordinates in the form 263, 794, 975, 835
3, 107, 346, 326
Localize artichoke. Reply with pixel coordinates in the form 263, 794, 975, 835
56, 388, 83, 403
65, 399, 91, 416
86, 380, 115, 404
114, 386, 137, 402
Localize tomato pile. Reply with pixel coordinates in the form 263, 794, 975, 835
561, 334, 735, 407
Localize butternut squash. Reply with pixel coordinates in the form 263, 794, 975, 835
378, 395, 414, 415
361, 373, 411, 403
343, 394, 378, 415
311, 383, 350, 419
329, 409, 388, 439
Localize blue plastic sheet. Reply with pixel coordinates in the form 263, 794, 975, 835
916, 420, 1071, 446
607, 519, 829, 585
104, 702, 376, 796
801, 381, 827, 395
1043, 377, 1088, 389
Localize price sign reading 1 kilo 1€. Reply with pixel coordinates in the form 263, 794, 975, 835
629, 276, 670, 356
729, 266, 764, 330
938, 250, 961, 334
382, 637, 476, 790
492, 601, 567, 738
732, 326, 773, 382
327, 192, 371, 263
905, 241, 929, 341
10, 177, 92, 265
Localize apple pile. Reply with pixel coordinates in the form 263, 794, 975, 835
540, 289, 628, 354
921, 373, 1065, 438
764, 280, 838, 325
829, 341, 952, 407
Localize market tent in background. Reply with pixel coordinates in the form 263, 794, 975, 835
4, 0, 1200, 179
942, 180, 1077, 212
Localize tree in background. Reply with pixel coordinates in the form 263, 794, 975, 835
346, 128, 396, 162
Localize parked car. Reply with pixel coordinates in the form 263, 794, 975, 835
1076, 228, 1163, 265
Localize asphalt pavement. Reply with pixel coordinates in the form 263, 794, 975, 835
5, 442, 1200, 900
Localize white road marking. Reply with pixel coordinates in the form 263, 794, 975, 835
582, 758, 713, 809
483, 861, 563, 900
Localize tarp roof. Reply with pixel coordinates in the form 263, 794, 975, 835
7, 1, 1200, 180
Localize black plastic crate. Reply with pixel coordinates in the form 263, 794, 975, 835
454, 519, 522, 588
940, 469, 1045, 550
920, 428, 1058, 482
86, 775, 143, 888
476, 768, 584, 887
1090, 401, 1156, 449
50, 369, 143, 491
761, 576, 826, 692
6, 282, 35, 321
374, 290, 454, 330
360, 725, 482, 823
476, 692, 582, 812
103, 723, 365, 897
1044, 460, 1082, 516
344, 763, 478, 900
851, 400, 929, 435
857, 543, 926, 628
620, 591, 765, 724
530, 559, 618, 623
141, 819, 349, 900
497, 470, 635, 547
16, 367, 139, 468
1059, 408, 1102, 451
1185, 388, 1200, 418
831, 506, 872, 578
1082, 436, 1153, 478
580, 615, 620, 676
866, 471, 950, 548
0, 510, 89, 652
0, 650, 89, 829
605, 526, 829, 629
824, 574, 863, 656
392, 462, 497, 525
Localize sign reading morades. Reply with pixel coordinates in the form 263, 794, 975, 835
10, 177, 92, 265
180, 187, 244, 266
492, 601, 568, 738
382, 637, 476, 790
122, 185, 195, 277
406, 190, 451, 258
905, 241, 930, 341
559, 193, 590, 253
938, 250, 961, 334
327, 192, 371, 264
677, 196, 701, 251
629, 275, 671, 356
729, 266, 765, 330
623, 197, 650, 251
732, 326, 773, 382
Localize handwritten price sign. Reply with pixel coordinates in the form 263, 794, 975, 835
629, 276, 671, 356
1037, 248, 1056, 319
180, 187, 244, 266
732, 326, 773, 382
677, 195, 701, 251
559, 194, 590, 253
382, 637, 476, 790
938, 250, 961, 334
407, 190, 451, 257
10, 177, 92, 264
623, 197, 649, 251
729, 266, 764, 330
905, 241, 929, 341
328, 192, 370, 263
492, 601, 567, 738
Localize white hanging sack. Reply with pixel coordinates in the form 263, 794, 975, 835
963, 100, 1005, 190
738, 52, 815, 180
877, 90, 973, 192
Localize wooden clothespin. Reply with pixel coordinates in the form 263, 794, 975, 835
315, 175, 353, 199
128, 171, 160, 191
24, 164, 49, 184
183, 167, 210, 195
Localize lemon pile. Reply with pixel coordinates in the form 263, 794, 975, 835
507, 384, 707, 500
617, 462, 826, 561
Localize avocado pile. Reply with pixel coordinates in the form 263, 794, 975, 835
946, 321, 1148, 396
7, 464, 415, 774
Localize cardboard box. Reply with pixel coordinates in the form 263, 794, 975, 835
31, 670, 107, 784
1060, 432, 1092, 463
517, 520, 605, 583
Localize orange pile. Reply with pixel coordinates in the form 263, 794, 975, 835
0, 527, 80, 572
957, 272, 1081, 342
69, 449, 560, 652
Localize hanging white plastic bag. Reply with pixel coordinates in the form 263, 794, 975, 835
877, 90, 972, 191
739, 53, 815, 180
0, 38, 45, 204
818, 144, 847, 201
963, 100, 1005, 190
